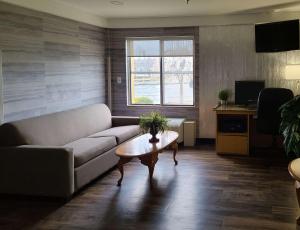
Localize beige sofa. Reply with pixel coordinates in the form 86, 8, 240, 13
0, 104, 140, 198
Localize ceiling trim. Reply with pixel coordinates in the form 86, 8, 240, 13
0, 0, 108, 27
107, 11, 300, 28
1, 0, 300, 29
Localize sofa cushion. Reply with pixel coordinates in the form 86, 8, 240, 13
89, 125, 140, 144
64, 137, 117, 167
0, 104, 112, 146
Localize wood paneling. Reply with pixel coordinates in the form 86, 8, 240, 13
199, 25, 300, 138
0, 146, 297, 229
79, 23, 106, 106
108, 27, 200, 135
0, 2, 106, 122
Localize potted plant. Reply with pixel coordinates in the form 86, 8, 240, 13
218, 89, 230, 105
139, 112, 168, 143
280, 95, 300, 158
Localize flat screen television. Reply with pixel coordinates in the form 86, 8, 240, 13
255, 19, 299, 52
235, 81, 265, 106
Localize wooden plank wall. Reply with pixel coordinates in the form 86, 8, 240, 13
108, 27, 199, 135
0, 2, 106, 122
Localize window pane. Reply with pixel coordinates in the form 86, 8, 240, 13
163, 56, 193, 73
126, 38, 194, 106
131, 73, 160, 104
163, 57, 193, 105
130, 57, 160, 73
163, 74, 193, 105
163, 40, 193, 56
127, 40, 160, 56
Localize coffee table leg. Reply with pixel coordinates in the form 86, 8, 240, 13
171, 141, 178, 165
148, 164, 154, 182
117, 157, 132, 186
140, 152, 158, 184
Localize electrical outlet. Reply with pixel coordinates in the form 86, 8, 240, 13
117, 77, 122, 84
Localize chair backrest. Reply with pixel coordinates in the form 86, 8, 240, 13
256, 88, 294, 134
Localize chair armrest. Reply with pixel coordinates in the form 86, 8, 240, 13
0, 145, 74, 198
112, 116, 140, 127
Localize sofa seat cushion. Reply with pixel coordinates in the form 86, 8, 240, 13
89, 125, 140, 144
64, 137, 117, 167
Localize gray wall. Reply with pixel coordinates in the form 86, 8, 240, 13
199, 24, 300, 138
108, 27, 199, 134
108, 25, 300, 138
0, 2, 106, 122
1, 1, 298, 138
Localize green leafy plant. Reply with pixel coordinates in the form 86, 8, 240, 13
218, 89, 230, 101
279, 95, 300, 158
139, 112, 168, 134
134, 96, 153, 104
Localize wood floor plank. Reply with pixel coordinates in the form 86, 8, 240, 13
0, 145, 298, 230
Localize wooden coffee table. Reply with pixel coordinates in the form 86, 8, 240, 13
115, 131, 179, 186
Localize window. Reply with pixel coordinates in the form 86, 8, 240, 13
126, 37, 194, 106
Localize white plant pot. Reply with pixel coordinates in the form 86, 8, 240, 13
220, 100, 227, 105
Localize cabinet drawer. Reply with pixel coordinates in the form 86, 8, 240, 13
217, 135, 248, 155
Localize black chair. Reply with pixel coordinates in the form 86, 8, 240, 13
256, 88, 294, 147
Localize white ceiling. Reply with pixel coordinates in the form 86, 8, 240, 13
58, 0, 300, 18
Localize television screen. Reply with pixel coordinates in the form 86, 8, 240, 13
255, 19, 299, 52
235, 81, 265, 106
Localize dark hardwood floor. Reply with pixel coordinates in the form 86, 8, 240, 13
0, 145, 299, 230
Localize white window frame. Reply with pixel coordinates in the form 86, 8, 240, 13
126, 36, 195, 107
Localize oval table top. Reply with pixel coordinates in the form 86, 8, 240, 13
289, 158, 300, 182
116, 131, 178, 158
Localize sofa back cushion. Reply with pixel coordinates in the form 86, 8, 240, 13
0, 104, 112, 146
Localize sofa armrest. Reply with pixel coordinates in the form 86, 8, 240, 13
0, 145, 74, 198
112, 116, 140, 127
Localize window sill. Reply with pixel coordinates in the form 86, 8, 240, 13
127, 104, 197, 108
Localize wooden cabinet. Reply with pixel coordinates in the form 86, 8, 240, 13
213, 105, 256, 155
217, 134, 248, 155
